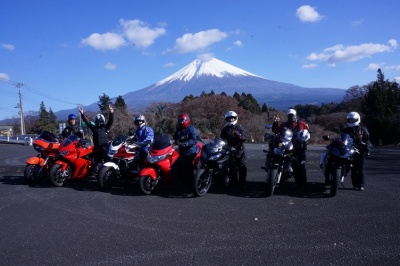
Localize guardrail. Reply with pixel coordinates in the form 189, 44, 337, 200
0, 135, 37, 146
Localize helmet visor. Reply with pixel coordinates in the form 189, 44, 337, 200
225, 116, 236, 122
134, 120, 144, 126
347, 118, 358, 124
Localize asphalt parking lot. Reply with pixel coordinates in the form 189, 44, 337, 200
0, 143, 399, 266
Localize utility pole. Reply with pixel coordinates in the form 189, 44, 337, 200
16, 83, 25, 135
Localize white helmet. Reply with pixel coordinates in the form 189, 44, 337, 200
346, 112, 360, 127
224, 111, 238, 126
297, 129, 310, 143
95, 114, 105, 126
287, 109, 297, 123
134, 114, 146, 128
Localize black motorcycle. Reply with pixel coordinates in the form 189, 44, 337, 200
320, 133, 358, 197
192, 138, 234, 197
262, 126, 295, 197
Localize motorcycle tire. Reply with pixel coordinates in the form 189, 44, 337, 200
49, 164, 70, 187
24, 164, 41, 186
139, 175, 156, 195
330, 168, 340, 197
98, 166, 115, 191
265, 168, 278, 197
193, 168, 212, 197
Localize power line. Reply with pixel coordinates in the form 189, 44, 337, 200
0, 79, 80, 106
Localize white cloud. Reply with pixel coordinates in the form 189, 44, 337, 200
163, 62, 175, 68
351, 18, 364, 26
104, 63, 117, 70
306, 39, 398, 64
385, 65, 400, 71
301, 64, 318, 69
233, 40, 242, 47
367, 63, 382, 70
166, 29, 228, 54
81, 19, 166, 51
120, 19, 166, 48
1, 43, 15, 51
296, 5, 323, 22
81, 32, 126, 50
394, 77, 400, 83
197, 53, 214, 62
0, 73, 10, 81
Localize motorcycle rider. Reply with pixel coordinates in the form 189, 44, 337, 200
61, 114, 83, 139
129, 114, 154, 163
173, 113, 200, 186
342, 112, 371, 191
79, 105, 114, 173
220, 111, 247, 189
272, 108, 310, 189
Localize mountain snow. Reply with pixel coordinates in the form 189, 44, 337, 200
156, 58, 263, 86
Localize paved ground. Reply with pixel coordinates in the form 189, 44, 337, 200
0, 143, 399, 266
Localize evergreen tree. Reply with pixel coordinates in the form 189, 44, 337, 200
98, 93, 111, 116
362, 69, 400, 144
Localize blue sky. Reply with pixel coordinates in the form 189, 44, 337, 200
1, 0, 399, 121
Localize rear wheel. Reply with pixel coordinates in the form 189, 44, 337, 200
24, 164, 41, 185
139, 175, 156, 195
329, 168, 340, 197
193, 168, 212, 197
265, 168, 278, 197
49, 164, 70, 187
98, 166, 116, 191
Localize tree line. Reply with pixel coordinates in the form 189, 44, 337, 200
16, 69, 400, 146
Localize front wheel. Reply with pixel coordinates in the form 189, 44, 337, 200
138, 175, 156, 195
265, 168, 278, 197
49, 164, 70, 187
24, 164, 41, 185
329, 168, 340, 197
193, 168, 212, 197
98, 166, 116, 191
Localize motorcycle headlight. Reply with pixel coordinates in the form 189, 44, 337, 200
273, 147, 285, 157
147, 152, 172, 164
209, 154, 222, 161
34, 144, 44, 152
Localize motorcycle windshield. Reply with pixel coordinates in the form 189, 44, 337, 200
331, 134, 354, 158
204, 138, 226, 155
62, 135, 80, 147
37, 130, 59, 143
112, 135, 128, 146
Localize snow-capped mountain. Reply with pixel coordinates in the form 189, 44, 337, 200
155, 58, 261, 86
120, 57, 344, 110
53, 57, 345, 119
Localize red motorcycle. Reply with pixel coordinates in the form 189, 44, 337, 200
138, 134, 202, 195
98, 135, 141, 190
49, 135, 94, 187
24, 130, 60, 185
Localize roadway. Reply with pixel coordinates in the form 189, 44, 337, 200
0, 142, 399, 265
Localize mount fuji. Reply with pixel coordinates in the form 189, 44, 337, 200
55, 57, 345, 119
122, 57, 345, 110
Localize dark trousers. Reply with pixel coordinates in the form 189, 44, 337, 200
229, 155, 247, 188
293, 149, 307, 186
351, 153, 366, 188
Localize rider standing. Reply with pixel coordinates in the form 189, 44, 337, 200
220, 111, 247, 190
173, 113, 200, 185
79, 105, 114, 172
61, 114, 83, 139
272, 108, 310, 189
342, 112, 371, 191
